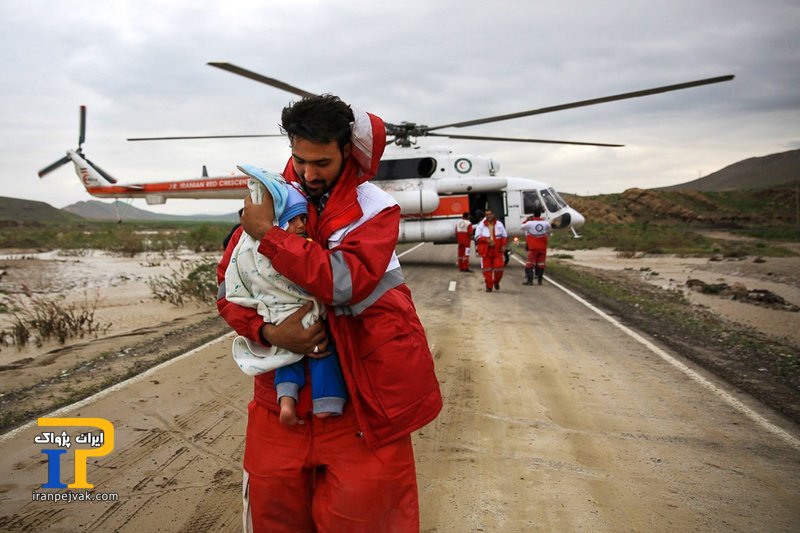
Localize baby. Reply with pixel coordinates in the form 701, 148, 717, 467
225, 165, 346, 425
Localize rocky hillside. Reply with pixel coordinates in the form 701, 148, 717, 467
0, 196, 83, 225
658, 148, 799, 191
564, 184, 798, 227
0, 197, 238, 225
62, 200, 238, 222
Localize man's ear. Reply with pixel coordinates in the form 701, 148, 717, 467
342, 142, 352, 160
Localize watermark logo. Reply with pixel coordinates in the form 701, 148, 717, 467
35, 417, 114, 490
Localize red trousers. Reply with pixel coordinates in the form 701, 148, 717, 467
480, 253, 505, 288
526, 248, 547, 270
457, 243, 471, 271
243, 400, 420, 532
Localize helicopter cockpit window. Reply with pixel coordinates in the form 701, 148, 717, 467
374, 157, 437, 181
548, 187, 568, 209
539, 189, 561, 213
522, 191, 544, 215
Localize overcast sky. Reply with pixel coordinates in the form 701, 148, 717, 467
1, 0, 798, 216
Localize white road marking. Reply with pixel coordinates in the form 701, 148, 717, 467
448, 281, 457, 292
511, 254, 800, 450
397, 242, 427, 258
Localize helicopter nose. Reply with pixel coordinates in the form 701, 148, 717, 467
570, 209, 585, 228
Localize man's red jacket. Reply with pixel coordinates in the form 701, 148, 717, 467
217, 110, 442, 449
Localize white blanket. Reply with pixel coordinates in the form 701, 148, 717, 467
225, 177, 323, 376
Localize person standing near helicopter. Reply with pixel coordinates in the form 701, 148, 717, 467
474, 208, 508, 292
520, 208, 552, 285
455, 211, 473, 272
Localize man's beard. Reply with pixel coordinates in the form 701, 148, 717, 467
301, 178, 334, 200
299, 161, 344, 200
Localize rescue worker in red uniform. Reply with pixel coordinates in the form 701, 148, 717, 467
520, 208, 552, 285
473, 209, 508, 292
216, 95, 442, 532
455, 211, 473, 272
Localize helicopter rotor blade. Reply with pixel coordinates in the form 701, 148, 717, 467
128, 134, 284, 141
427, 75, 735, 131
208, 62, 317, 98
79, 105, 86, 147
38, 155, 72, 178
83, 157, 118, 184
427, 132, 623, 147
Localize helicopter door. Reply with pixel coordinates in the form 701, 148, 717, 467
468, 192, 507, 224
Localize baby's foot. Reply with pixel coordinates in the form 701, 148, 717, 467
279, 397, 299, 426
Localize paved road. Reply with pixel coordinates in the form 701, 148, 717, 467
406, 245, 799, 532
1, 243, 798, 532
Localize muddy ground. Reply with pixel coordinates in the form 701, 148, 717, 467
0, 250, 227, 431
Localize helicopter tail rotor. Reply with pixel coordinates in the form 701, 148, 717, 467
78, 105, 86, 148
83, 156, 118, 184
37, 155, 72, 178
38, 106, 118, 184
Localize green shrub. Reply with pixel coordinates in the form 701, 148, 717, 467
1, 293, 109, 347
148, 258, 218, 307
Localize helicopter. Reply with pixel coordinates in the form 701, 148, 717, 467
38, 63, 734, 243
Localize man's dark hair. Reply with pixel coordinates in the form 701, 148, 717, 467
281, 94, 354, 152
532, 208, 542, 217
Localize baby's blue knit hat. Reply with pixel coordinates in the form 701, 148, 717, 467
278, 184, 308, 229
236, 164, 308, 230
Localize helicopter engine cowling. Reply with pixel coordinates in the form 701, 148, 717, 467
398, 217, 460, 244
434, 177, 507, 194
392, 189, 440, 215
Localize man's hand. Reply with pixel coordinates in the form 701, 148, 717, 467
260, 302, 330, 357
241, 194, 276, 241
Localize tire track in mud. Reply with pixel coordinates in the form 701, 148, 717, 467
146, 399, 242, 469
0, 348, 249, 533
175, 470, 241, 533
203, 367, 249, 418
0, 507, 66, 532
86, 396, 245, 531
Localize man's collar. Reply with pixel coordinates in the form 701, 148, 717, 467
312, 192, 331, 212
